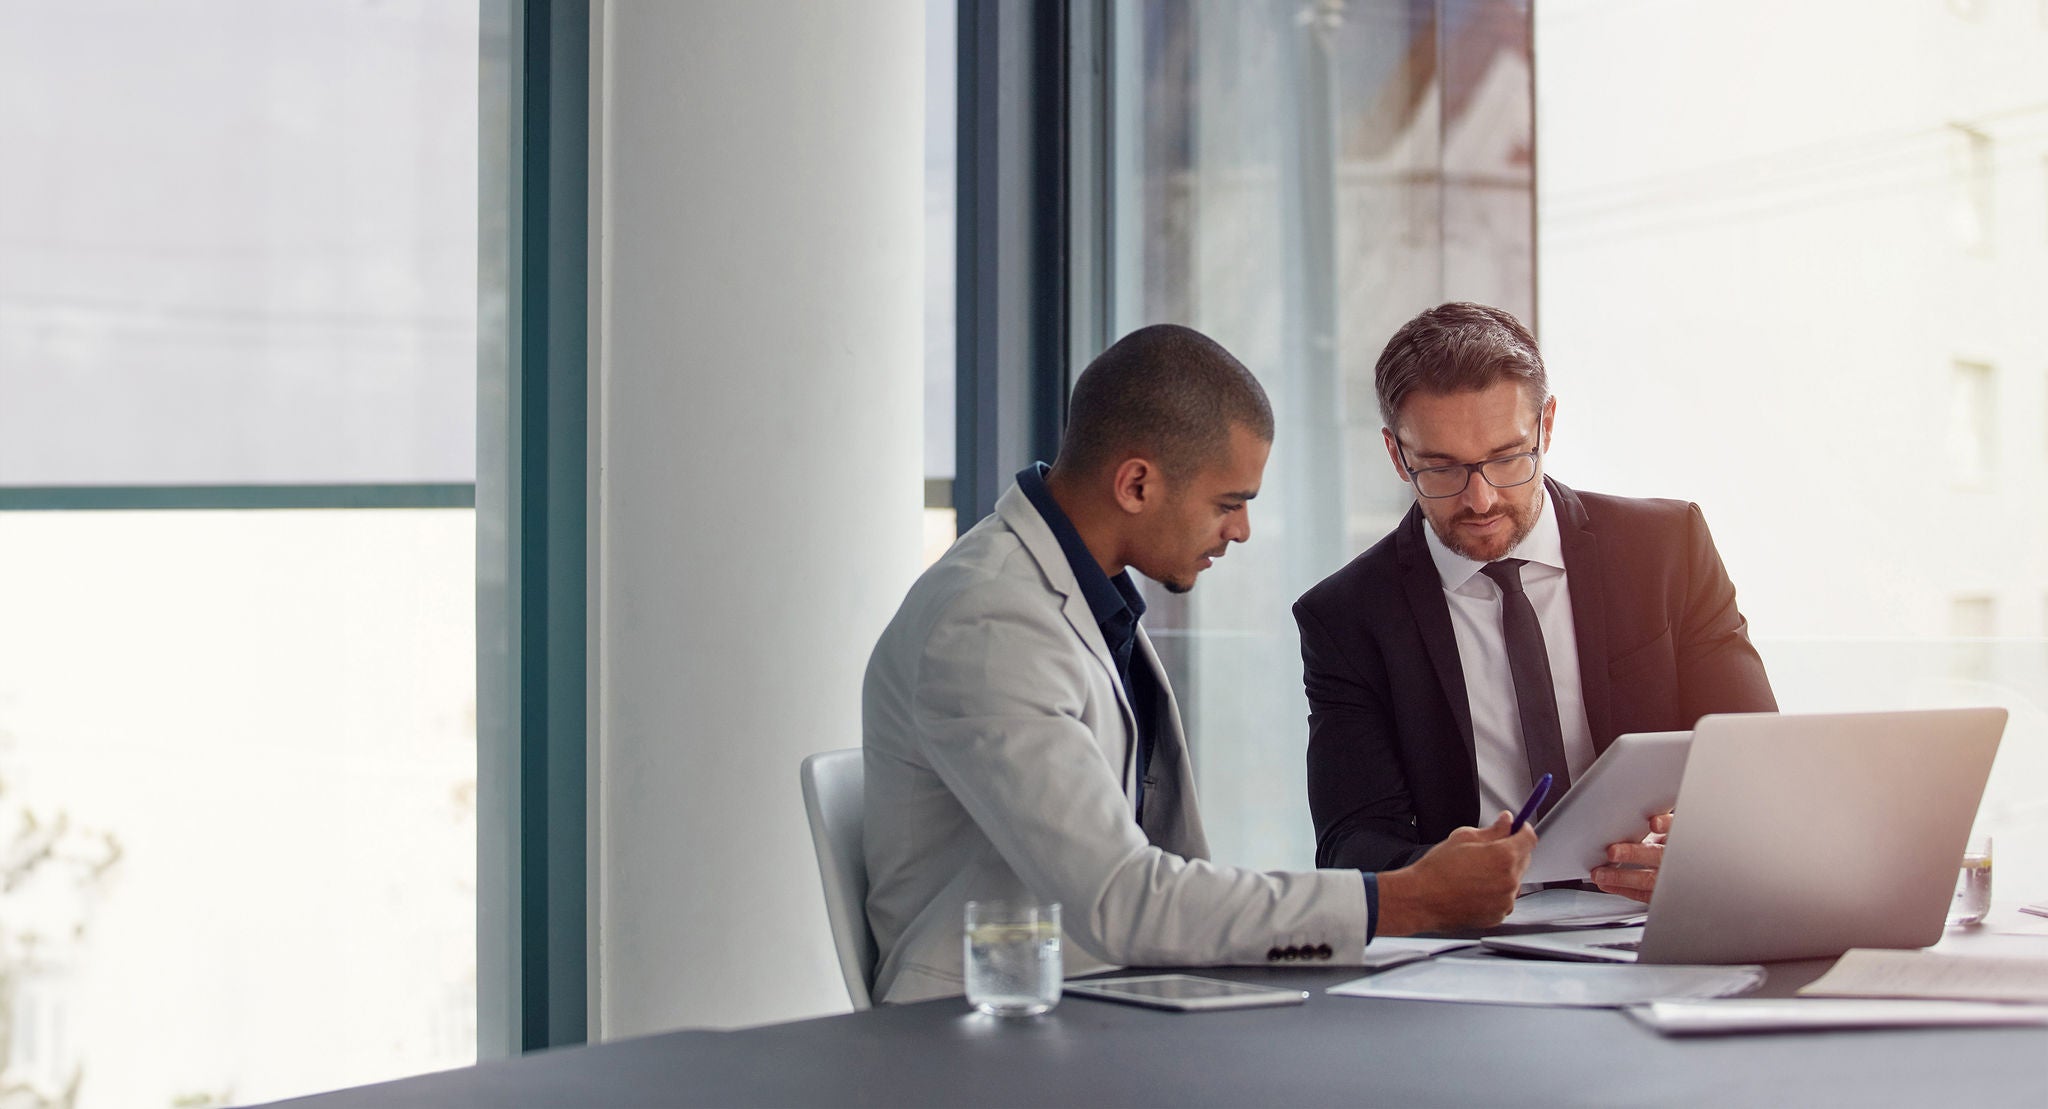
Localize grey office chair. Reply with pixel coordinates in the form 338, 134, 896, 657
800, 748, 878, 1010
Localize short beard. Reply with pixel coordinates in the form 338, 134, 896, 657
1432, 486, 1544, 562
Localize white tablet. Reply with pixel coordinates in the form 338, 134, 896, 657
1063, 974, 1309, 1012
1522, 730, 1691, 884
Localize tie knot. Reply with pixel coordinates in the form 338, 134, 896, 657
1480, 558, 1528, 594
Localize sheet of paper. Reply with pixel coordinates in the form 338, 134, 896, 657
1627, 998, 2048, 1037
1328, 956, 1762, 1008
1357, 937, 1479, 969
1934, 931, 2048, 957
1800, 948, 2048, 1003
1499, 888, 1648, 929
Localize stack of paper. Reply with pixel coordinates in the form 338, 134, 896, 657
1355, 937, 1479, 970
1499, 888, 1648, 929
1628, 998, 2048, 1036
1799, 948, 2048, 1003
1328, 956, 1762, 1008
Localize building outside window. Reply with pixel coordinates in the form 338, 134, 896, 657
1102, 0, 2048, 876
0, 1, 481, 1103
1950, 359, 1997, 490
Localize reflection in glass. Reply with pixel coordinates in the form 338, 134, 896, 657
1108, 0, 1534, 868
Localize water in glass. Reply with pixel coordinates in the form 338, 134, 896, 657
1947, 838, 1992, 927
964, 902, 1061, 1016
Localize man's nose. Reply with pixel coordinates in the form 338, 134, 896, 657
1460, 472, 1499, 513
1228, 508, 1251, 544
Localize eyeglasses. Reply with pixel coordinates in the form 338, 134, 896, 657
1394, 428, 1545, 499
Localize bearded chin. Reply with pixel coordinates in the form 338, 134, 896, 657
1433, 495, 1542, 562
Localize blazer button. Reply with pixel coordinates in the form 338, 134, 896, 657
1284, 945, 1301, 960
1267, 947, 1284, 962
1315, 944, 1333, 960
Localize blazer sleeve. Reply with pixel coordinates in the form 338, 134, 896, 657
1296, 599, 1431, 873
1674, 503, 1778, 722
912, 579, 1369, 966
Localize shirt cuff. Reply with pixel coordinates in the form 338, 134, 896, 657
1363, 872, 1379, 944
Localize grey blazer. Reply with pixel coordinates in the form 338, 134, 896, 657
862, 483, 1369, 1004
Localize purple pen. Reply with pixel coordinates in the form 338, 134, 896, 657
1510, 773, 1553, 833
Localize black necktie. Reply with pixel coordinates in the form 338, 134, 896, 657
1479, 559, 1571, 816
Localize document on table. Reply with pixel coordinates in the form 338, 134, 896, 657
1328, 956, 1762, 1008
1627, 998, 2048, 1037
1356, 937, 1479, 970
1499, 888, 1648, 929
1799, 948, 2048, 1003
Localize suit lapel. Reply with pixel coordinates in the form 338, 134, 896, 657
1395, 506, 1476, 763
994, 486, 1144, 798
1133, 627, 1208, 858
1060, 594, 1142, 798
1549, 478, 1615, 753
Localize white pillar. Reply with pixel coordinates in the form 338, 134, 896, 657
589, 0, 924, 1034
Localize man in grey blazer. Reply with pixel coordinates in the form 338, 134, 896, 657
863, 324, 1534, 1005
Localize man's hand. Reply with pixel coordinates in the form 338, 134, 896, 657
1374, 812, 1535, 935
1589, 812, 1673, 904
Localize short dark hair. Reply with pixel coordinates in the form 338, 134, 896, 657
1054, 324, 1274, 479
1374, 302, 1546, 431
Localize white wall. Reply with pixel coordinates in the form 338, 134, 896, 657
590, 0, 924, 1034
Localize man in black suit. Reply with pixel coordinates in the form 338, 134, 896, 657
1294, 302, 1776, 902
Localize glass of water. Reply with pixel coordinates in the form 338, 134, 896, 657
1947, 835, 1992, 927
964, 899, 1062, 1016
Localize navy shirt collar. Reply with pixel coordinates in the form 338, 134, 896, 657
1016, 463, 1147, 633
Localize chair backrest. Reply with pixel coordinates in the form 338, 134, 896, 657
799, 748, 877, 1010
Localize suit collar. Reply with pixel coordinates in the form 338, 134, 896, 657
1014, 463, 1147, 632
1548, 478, 1616, 752
994, 482, 1148, 795
1394, 505, 1476, 765
995, 482, 1111, 656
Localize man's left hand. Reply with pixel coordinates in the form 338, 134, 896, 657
1589, 812, 1673, 904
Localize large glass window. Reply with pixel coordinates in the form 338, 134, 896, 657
1537, 0, 2048, 877
924, 0, 960, 565
1106, 0, 1534, 868
0, 1, 479, 1103
1105, 0, 2044, 885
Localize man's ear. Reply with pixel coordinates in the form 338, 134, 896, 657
1382, 427, 1412, 485
1110, 457, 1160, 515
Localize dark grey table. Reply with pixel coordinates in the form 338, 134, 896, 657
270, 961, 2046, 1107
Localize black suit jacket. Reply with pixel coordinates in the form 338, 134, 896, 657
1293, 479, 1778, 872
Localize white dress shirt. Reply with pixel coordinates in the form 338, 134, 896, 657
1421, 497, 1597, 824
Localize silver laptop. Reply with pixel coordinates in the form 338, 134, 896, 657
1484, 707, 2006, 964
